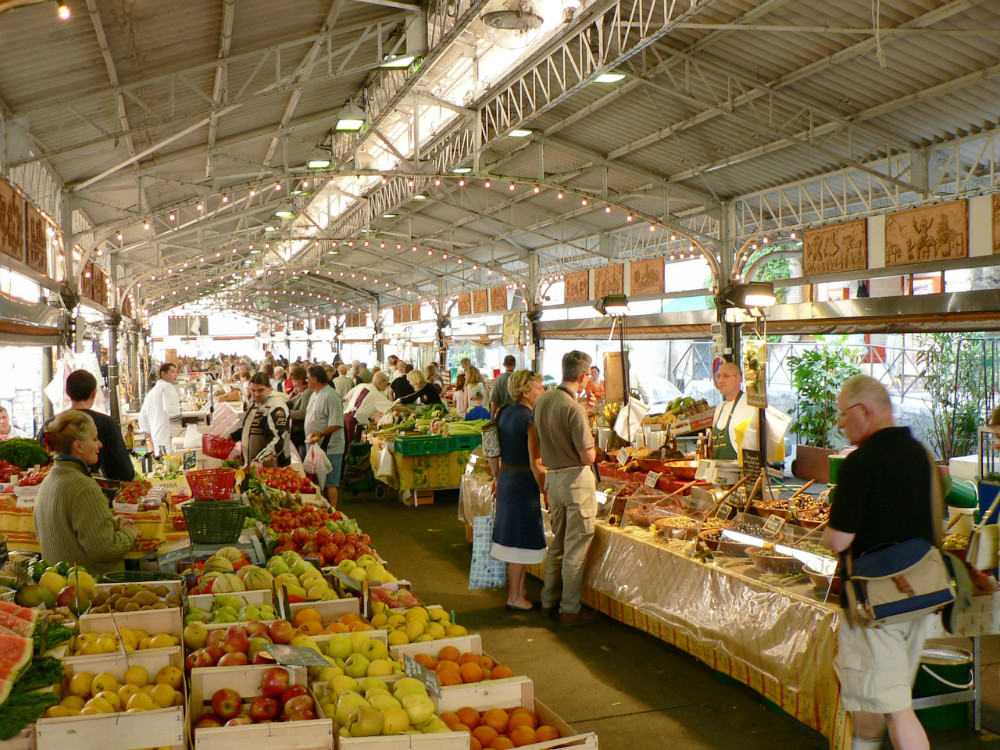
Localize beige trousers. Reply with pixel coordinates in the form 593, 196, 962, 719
540, 466, 597, 614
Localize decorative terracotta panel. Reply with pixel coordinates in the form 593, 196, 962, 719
24, 203, 48, 274
472, 289, 488, 314
885, 200, 968, 267
457, 293, 472, 316
802, 219, 868, 275
490, 285, 507, 311
411, 303, 422, 320
564, 270, 589, 302
630, 258, 664, 296
594, 264, 624, 299
0, 179, 24, 262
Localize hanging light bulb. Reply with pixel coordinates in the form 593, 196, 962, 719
169, 213, 176, 221
57, 2, 70, 20
484, 180, 491, 189
508, 183, 516, 191
557, 192, 564, 200
222, 194, 229, 203
144, 220, 151, 230
458, 179, 466, 187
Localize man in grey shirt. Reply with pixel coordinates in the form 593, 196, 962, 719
304, 364, 345, 508
490, 355, 517, 418
332, 365, 354, 399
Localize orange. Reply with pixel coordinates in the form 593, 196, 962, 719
413, 653, 436, 670
479, 655, 495, 671
482, 708, 509, 734
535, 725, 560, 741
472, 726, 498, 747
292, 607, 322, 628
339, 613, 362, 624
459, 662, 484, 683
454, 723, 472, 734
440, 711, 461, 728
508, 712, 537, 731
437, 645, 460, 662
490, 737, 515, 749
324, 622, 350, 634
510, 707, 536, 721
490, 665, 514, 680
509, 725, 537, 747
436, 659, 461, 673
349, 622, 374, 632
438, 670, 463, 686
297, 620, 323, 636
457, 652, 480, 666
469, 737, 483, 750
456, 707, 480, 730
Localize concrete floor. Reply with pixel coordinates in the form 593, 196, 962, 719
342, 489, 1000, 749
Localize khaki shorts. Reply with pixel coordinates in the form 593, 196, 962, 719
835, 617, 928, 714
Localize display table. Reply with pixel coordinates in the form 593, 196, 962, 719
531, 521, 850, 749
368, 435, 475, 492
0, 494, 188, 558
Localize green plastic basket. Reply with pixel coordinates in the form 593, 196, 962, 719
181, 501, 248, 544
99, 569, 184, 583
394, 436, 451, 456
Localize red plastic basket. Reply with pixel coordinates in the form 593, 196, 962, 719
186, 468, 237, 501
202, 434, 237, 459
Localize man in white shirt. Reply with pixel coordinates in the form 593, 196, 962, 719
305, 365, 344, 508
0, 407, 27, 441
345, 372, 394, 429
138, 363, 182, 455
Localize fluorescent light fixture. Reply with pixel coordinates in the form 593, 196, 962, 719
451, 167, 472, 174
509, 128, 533, 138
307, 159, 331, 169
383, 213, 398, 218
724, 281, 777, 309
335, 102, 366, 132
594, 71, 625, 83
594, 294, 629, 316
380, 54, 417, 69
275, 209, 295, 218
265, 225, 278, 232
413, 194, 427, 201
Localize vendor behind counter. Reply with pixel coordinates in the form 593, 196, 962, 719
711, 362, 756, 460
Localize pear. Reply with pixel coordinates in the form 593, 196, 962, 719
368, 692, 401, 711
392, 678, 427, 700
334, 691, 369, 727
381, 706, 410, 734
401, 693, 435, 726
347, 705, 383, 737
330, 674, 359, 697
419, 716, 452, 733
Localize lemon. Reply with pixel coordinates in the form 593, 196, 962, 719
150, 683, 175, 708
45, 705, 74, 718
80, 641, 104, 656
138, 637, 152, 650
124, 665, 149, 687
68, 672, 95, 698
97, 635, 117, 653
154, 665, 183, 690
118, 683, 142, 705
60, 695, 85, 710
96, 690, 122, 711
79, 706, 103, 715
132, 629, 150, 642
140, 684, 156, 696
83, 696, 114, 714
91, 672, 119, 695
126, 692, 155, 712
118, 627, 138, 650
148, 634, 175, 650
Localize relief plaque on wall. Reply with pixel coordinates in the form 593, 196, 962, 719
411, 303, 422, 321
630, 258, 664, 296
81, 263, 94, 301
593, 264, 623, 299
992, 194, 1000, 255
885, 200, 968, 267
397, 305, 409, 324
457, 293, 472, 316
24, 203, 48, 274
0, 179, 25, 262
563, 270, 589, 302
490, 285, 507, 311
802, 219, 868, 276
472, 289, 488, 314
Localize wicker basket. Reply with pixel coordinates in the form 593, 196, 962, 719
202, 434, 237, 460
186, 468, 237, 501
182, 500, 247, 544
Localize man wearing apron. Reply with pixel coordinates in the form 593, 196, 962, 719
711, 361, 754, 460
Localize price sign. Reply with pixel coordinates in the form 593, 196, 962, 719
616, 448, 630, 466
763, 514, 785, 537
742, 449, 761, 480
261, 644, 332, 667
644, 472, 660, 488
714, 502, 734, 521
256, 521, 272, 549
183, 450, 197, 470
404, 654, 442, 696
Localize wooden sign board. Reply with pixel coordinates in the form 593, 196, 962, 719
594, 264, 624, 299
802, 219, 867, 276
885, 200, 968, 267
0, 179, 25, 262
490, 285, 507, 311
122, 296, 133, 318
564, 270, 589, 302
398, 305, 410, 324
24, 203, 48, 275
411, 302, 422, 321
457, 293, 472, 316
472, 289, 488, 314
502, 312, 521, 346
630, 258, 663, 296
603, 351, 627, 402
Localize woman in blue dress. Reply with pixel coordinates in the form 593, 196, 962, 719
489, 370, 548, 611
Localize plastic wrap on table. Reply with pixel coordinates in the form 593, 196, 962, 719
582, 522, 844, 744
459, 473, 494, 524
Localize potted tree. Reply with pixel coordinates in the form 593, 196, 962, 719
788, 338, 862, 483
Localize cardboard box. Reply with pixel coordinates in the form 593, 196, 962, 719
188, 665, 332, 750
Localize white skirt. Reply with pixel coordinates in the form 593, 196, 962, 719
490, 541, 547, 564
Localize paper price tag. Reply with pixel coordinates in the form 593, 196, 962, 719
616, 448, 630, 466
261, 644, 332, 667
714, 502, 734, 521
183, 450, 197, 470
404, 654, 442, 696
644, 472, 660, 488
763, 514, 785, 536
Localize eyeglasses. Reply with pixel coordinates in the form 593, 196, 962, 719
837, 403, 864, 420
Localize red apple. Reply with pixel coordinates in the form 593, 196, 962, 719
245, 621, 270, 639
286, 709, 317, 722
248, 695, 281, 722
279, 685, 309, 706
330, 530, 345, 545
194, 713, 223, 728
260, 667, 290, 698
225, 715, 253, 726
185, 649, 214, 672
267, 619, 295, 645
222, 625, 250, 654
204, 644, 224, 665
211, 688, 242, 720
217, 651, 249, 667
252, 649, 277, 665
282, 693, 314, 718
206, 629, 225, 648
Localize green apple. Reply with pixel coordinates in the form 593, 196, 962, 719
401, 693, 435, 726
392, 678, 427, 700
347, 705, 383, 737
381, 706, 410, 734
344, 653, 370, 679
366, 658, 393, 677
334, 691, 369, 727
348, 632, 371, 653
326, 635, 352, 661
316, 666, 343, 683
358, 677, 388, 694
369, 693, 401, 711
337, 559, 357, 574
330, 674, 359, 697
361, 639, 388, 661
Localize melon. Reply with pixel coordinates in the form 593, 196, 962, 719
211, 573, 246, 594
0, 611, 34, 638
0, 601, 40, 623
240, 567, 274, 591
214, 546, 244, 565
203, 556, 234, 574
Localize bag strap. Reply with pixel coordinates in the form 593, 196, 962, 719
924, 445, 945, 547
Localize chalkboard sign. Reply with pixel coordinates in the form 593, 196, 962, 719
644, 472, 660, 488
763, 514, 785, 537
261, 644, 331, 667
183, 450, 197, 470
404, 654, 442, 696
742, 449, 761, 480
616, 448, 630, 466
714, 502, 734, 521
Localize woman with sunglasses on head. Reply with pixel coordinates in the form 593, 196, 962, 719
488, 370, 548, 612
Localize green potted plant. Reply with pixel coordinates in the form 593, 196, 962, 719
788, 337, 862, 483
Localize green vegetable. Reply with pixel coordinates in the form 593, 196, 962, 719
0, 439, 51, 470
32, 623, 75, 656
12, 657, 63, 694
0, 691, 59, 739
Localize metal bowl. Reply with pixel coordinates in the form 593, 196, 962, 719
664, 460, 698, 481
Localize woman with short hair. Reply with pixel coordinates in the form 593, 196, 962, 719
397, 369, 444, 406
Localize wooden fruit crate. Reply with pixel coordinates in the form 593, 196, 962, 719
188, 589, 274, 611
388, 634, 481, 661
289, 597, 362, 625
0, 728, 33, 750
435, 678, 598, 750
36, 648, 186, 750
76, 603, 184, 640
411, 490, 434, 507
188, 665, 332, 750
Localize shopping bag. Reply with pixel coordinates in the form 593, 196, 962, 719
376, 442, 395, 477
469, 513, 508, 589
303, 443, 332, 479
